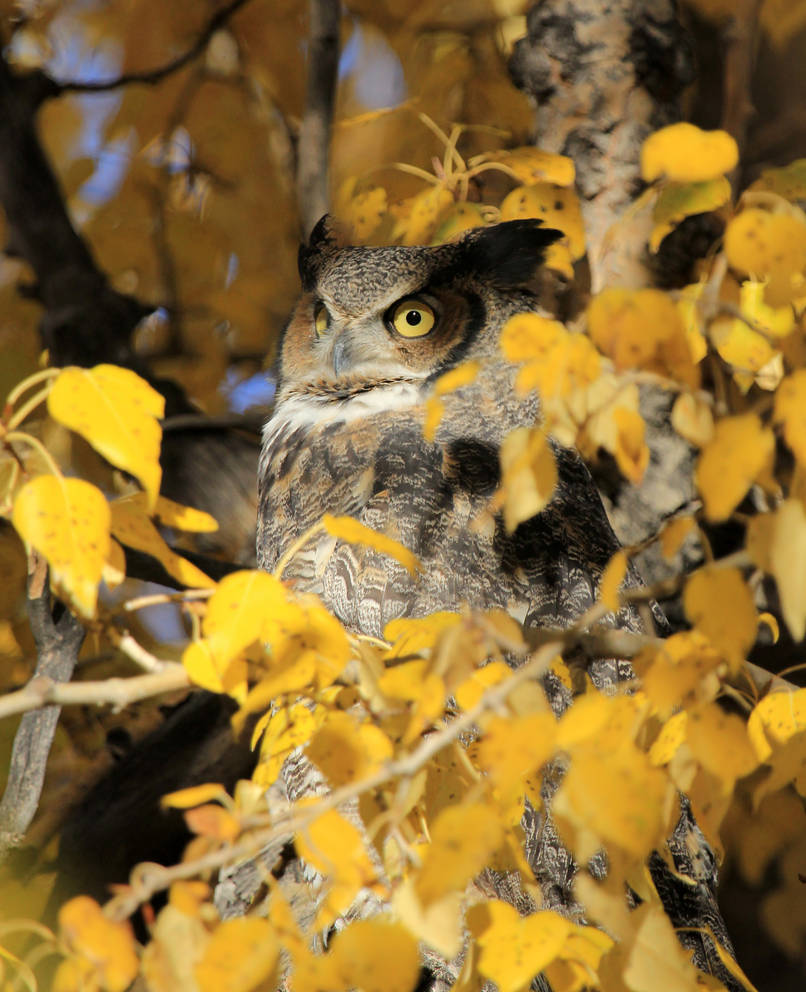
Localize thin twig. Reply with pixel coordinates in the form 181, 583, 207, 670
54, 0, 254, 95
0, 553, 84, 860
0, 663, 189, 721
296, 0, 340, 238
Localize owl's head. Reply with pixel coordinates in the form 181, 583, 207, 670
276, 217, 561, 406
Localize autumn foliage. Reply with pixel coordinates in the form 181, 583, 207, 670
3, 1, 806, 992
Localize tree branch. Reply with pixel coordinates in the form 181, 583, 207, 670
296, 0, 340, 238
0, 553, 84, 859
49, 0, 254, 96
0, 663, 189, 722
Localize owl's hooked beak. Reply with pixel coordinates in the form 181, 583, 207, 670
331, 335, 351, 377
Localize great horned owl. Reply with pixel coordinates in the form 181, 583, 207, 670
258, 217, 622, 638
254, 218, 737, 989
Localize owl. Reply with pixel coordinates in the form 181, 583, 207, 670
253, 218, 737, 990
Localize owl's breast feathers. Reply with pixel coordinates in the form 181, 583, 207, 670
258, 361, 624, 639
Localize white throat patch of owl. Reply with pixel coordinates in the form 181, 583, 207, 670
263, 376, 427, 451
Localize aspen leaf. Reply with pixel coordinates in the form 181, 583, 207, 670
306, 711, 393, 787
58, 896, 139, 992
195, 918, 278, 992
501, 312, 565, 363
475, 901, 571, 992
455, 658, 510, 710
686, 703, 759, 792
748, 689, 806, 759
774, 369, 806, 465
182, 639, 248, 699
649, 177, 731, 251
331, 919, 420, 992
695, 413, 774, 521
385, 611, 462, 657
415, 802, 504, 904
141, 903, 208, 992
12, 475, 110, 618
622, 903, 703, 992
392, 877, 464, 959
738, 279, 795, 339
433, 202, 486, 243
433, 359, 480, 396
649, 711, 688, 765
710, 315, 777, 382
110, 497, 215, 589
752, 158, 806, 201
641, 123, 738, 183
162, 783, 231, 810
724, 208, 806, 306
323, 513, 420, 574
392, 185, 453, 245
423, 397, 444, 441
670, 394, 713, 447
147, 493, 218, 532
184, 804, 240, 841
588, 287, 697, 385
599, 550, 627, 611
556, 742, 666, 858
612, 406, 649, 483
500, 183, 585, 259
203, 569, 289, 663
471, 147, 575, 187
340, 185, 387, 242
683, 566, 757, 671
295, 808, 380, 928
659, 516, 695, 559
48, 364, 164, 507
497, 426, 557, 532
746, 501, 806, 641
477, 712, 557, 799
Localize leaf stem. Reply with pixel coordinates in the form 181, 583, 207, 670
6, 386, 52, 431
4, 431, 62, 479
4, 368, 59, 411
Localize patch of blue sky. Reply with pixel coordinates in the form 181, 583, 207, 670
221, 368, 276, 413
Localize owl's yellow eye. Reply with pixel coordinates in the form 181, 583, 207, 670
314, 303, 330, 337
389, 298, 436, 338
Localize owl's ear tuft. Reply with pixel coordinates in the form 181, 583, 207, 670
459, 220, 563, 287
298, 215, 349, 290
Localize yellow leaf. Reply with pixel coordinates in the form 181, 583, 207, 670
641, 123, 738, 183
150, 494, 219, 532
738, 279, 795, 339
474, 901, 571, 992
622, 904, 704, 992
501, 312, 566, 363
331, 918, 420, 992
599, 550, 627, 611
306, 710, 393, 787
650, 177, 731, 251
12, 475, 110, 618
659, 516, 695, 560
185, 804, 241, 842
724, 208, 806, 306
433, 360, 480, 396
102, 536, 126, 590
752, 158, 806, 201
182, 639, 247, 700
416, 802, 504, 904
710, 315, 778, 380
750, 689, 806, 756
392, 186, 453, 245
471, 147, 575, 187
340, 185, 387, 243
295, 808, 380, 929
612, 406, 649, 484
455, 658, 510, 710
204, 569, 288, 662
746, 501, 806, 642
500, 183, 585, 259
497, 426, 557, 532
477, 712, 557, 801
110, 496, 215, 588
686, 703, 759, 792
323, 513, 420, 574
385, 611, 462, 657
432, 202, 486, 243
683, 566, 757, 671
141, 902, 208, 992
649, 711, 688, 765
555, 740, 666, 858
588, 288, 698, 386
48, 364, 164, 508
58, 896, 139, 992
670, 394, 713, 447
392, 876, 464, 959
195, 918, 278, 992
775, 369, 806, 465
162, 783, 231, 810
423, 396, 444, 441
695, 413, 774, 521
